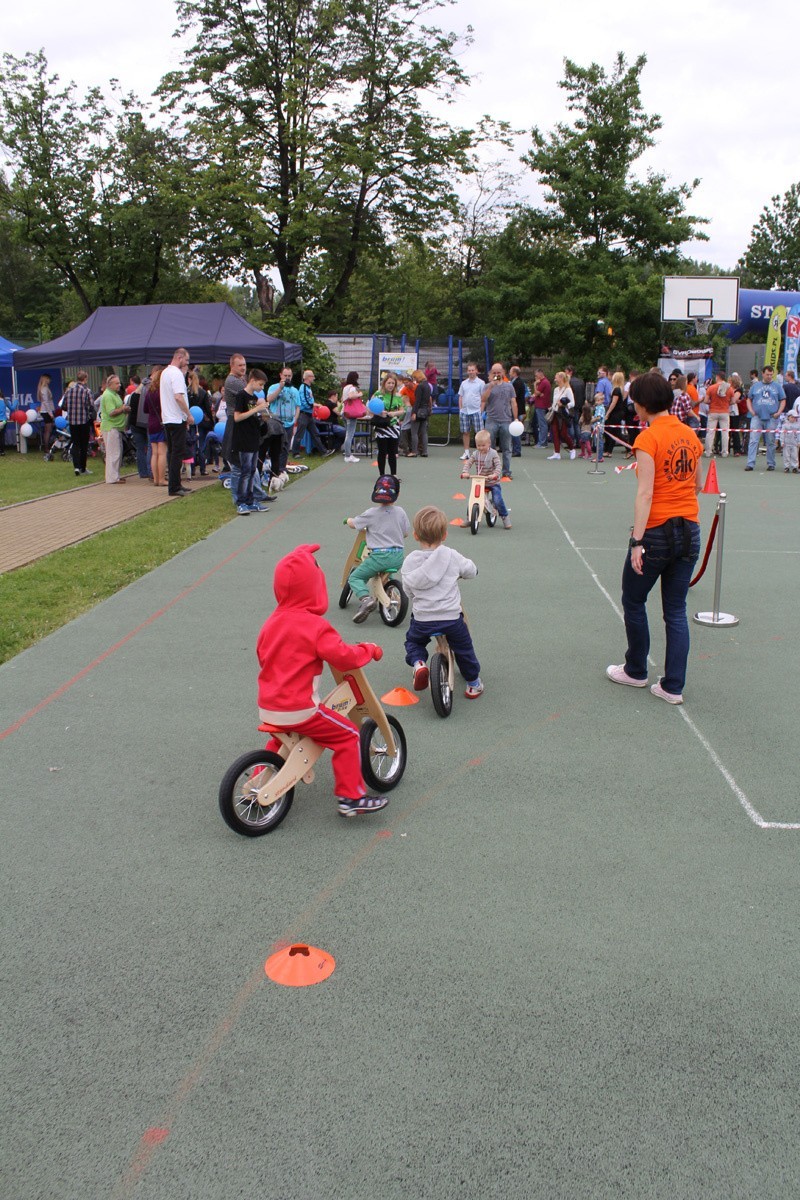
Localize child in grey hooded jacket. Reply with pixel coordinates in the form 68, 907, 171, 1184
401, 505, 484, 699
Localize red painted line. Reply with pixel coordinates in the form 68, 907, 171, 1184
1, 467, 347, 743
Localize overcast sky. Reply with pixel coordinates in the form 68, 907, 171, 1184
5, 0, 797, 270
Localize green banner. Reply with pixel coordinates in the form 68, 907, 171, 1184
764, 305, 787, 374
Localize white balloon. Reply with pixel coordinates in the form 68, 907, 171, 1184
508, 419, 525, 437
26, 408, 38, 423
20, 422, 33, 437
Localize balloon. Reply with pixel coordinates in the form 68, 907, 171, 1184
213, 420, 226, 440
313, 404, 331, 421
20, 422, 33, 437
26, 408, 38, 423
368, 397, 385, 415
509, 419, 524, 437
55, 415, 68, 430
12, 410, 27, 424
189, 405, 204, 425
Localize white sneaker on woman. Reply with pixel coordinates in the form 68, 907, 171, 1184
344, 455, 359, 463
569, 449, 577, 460
547, 453, 561, 460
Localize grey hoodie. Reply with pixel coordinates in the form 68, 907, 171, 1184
401, 545, 478, 622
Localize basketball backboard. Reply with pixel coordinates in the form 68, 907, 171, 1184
662, 276, 740, 323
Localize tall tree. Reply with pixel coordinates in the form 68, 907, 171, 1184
163, 0, 475, 319
738, 182, 800, 290
0, 51, 195, 318
524, 52, 705, 259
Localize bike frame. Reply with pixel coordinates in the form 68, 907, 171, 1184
252, 665, 398, 808
341, 529, 397, 607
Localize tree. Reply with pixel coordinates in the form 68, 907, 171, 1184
524, 53, 705, 259
0, 51, 195, 318
163, 0, 475, 320
738, 183, 800, 290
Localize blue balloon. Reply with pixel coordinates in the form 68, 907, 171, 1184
54, 415, 68, 430
368, 397, 385, 415
214, 420, 226, 440
189, 405, 204, 425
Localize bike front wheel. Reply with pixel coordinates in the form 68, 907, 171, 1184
430, 652, 453, 718
360, 716, 407, 791
218, 750, 294, 836
469, 503, 480, 535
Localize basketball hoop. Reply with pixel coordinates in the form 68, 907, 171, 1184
693, 318, 710, 337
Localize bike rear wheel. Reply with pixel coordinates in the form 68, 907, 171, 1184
218, 749, 294, 836
430, 652, 453, 717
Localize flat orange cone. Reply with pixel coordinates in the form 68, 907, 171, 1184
381, 686, 419, 706
265, 943, 335, 987
449, 517, 465, 526
452, 492, 466, 500
501, 475, 512, 482
702, 459, 720, 494
372, 460, 379, 467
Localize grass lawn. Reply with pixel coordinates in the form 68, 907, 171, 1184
0, 448, 135, 505
0, 454, 326, 665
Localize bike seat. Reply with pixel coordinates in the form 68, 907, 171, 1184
258, 721, 285, 734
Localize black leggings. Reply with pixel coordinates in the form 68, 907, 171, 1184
377, 439, 398, 475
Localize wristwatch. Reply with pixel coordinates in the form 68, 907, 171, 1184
629, 537, 645, 549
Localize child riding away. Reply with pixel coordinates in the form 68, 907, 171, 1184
345, 475, 410, 624
401, 506, 484, 699
460, 428, 512, 529
256, 543, 387, 817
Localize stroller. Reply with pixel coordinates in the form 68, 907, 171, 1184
43, 425, 73, 462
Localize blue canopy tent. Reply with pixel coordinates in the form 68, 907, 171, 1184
0, 333, 61, 408
12, 303, 302, 370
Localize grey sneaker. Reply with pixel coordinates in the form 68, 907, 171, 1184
502, 515, 512, 530
650, 680, 683, 705
352, 596, 377, 623
338, 794, 389, 817
606, 663, 647, 687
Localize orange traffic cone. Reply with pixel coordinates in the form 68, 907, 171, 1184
702, 459, 720, 494
380, 686, 419, 706
449, 517, 465, 526
265, 943, 336, 987
452, 492, 466, 500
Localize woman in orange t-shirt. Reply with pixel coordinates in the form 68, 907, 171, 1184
606, 371, 702, 704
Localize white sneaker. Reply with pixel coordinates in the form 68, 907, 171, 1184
650, 680, 683, 705
569, 449, 577, 460
345, 455, 359, 463
460, 450, 470, 460
606, 663, 647, 688
547, 453, 561, 460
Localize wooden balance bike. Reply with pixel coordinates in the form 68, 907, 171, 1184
218, 649, 407, 836
338, 528, 408, 626
461, 473, 498, 535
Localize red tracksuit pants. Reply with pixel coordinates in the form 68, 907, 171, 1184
265, 704, 365, 801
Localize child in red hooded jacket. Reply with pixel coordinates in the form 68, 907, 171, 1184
257, 543, 389, 817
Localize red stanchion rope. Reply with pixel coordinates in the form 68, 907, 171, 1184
690, 513, 719, 587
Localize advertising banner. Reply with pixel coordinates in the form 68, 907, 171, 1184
378, 352, 418, 375
763, 306, 787, 375
782, 304, 800, 376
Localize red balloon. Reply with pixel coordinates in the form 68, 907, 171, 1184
313, 404, 331, 421
12, 410, 27, 424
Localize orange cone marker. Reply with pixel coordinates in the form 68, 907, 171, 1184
449, 517, 465, 526
702, 460, 720, 494
452, 492, 466, 500
265, 943, 336, 987
380, 686, 419, 706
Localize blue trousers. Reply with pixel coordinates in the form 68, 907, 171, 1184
620, 518, 700, 695
405, 614, 480, 684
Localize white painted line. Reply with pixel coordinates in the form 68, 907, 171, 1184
529, 474, 797, 832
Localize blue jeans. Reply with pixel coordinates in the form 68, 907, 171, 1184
404, 614, 480, 685
487, 483, 508, 518
486, 420, 511, 475
233, 451, 261, 507
343, 418, 358, 456
534, 409, 549, 447
620, 518, 701, 695
747, 415, 778, 468
132, 426, 150, 478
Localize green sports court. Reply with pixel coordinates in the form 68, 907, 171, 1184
2, 449, 797, 1199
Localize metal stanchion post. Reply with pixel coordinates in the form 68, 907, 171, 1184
587, 418, 605, 476
693, 492, 739, 627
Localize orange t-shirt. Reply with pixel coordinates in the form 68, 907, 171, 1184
705, 382, 731, 414
686, 382, 700, 410
633, 413, 700, 528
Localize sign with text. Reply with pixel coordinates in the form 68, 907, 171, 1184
378, 352, 418, 376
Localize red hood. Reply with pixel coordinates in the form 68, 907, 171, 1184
272, 543, 328, 614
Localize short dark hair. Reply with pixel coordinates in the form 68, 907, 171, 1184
629, 371, 672, 414
248, 369, 267, 382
